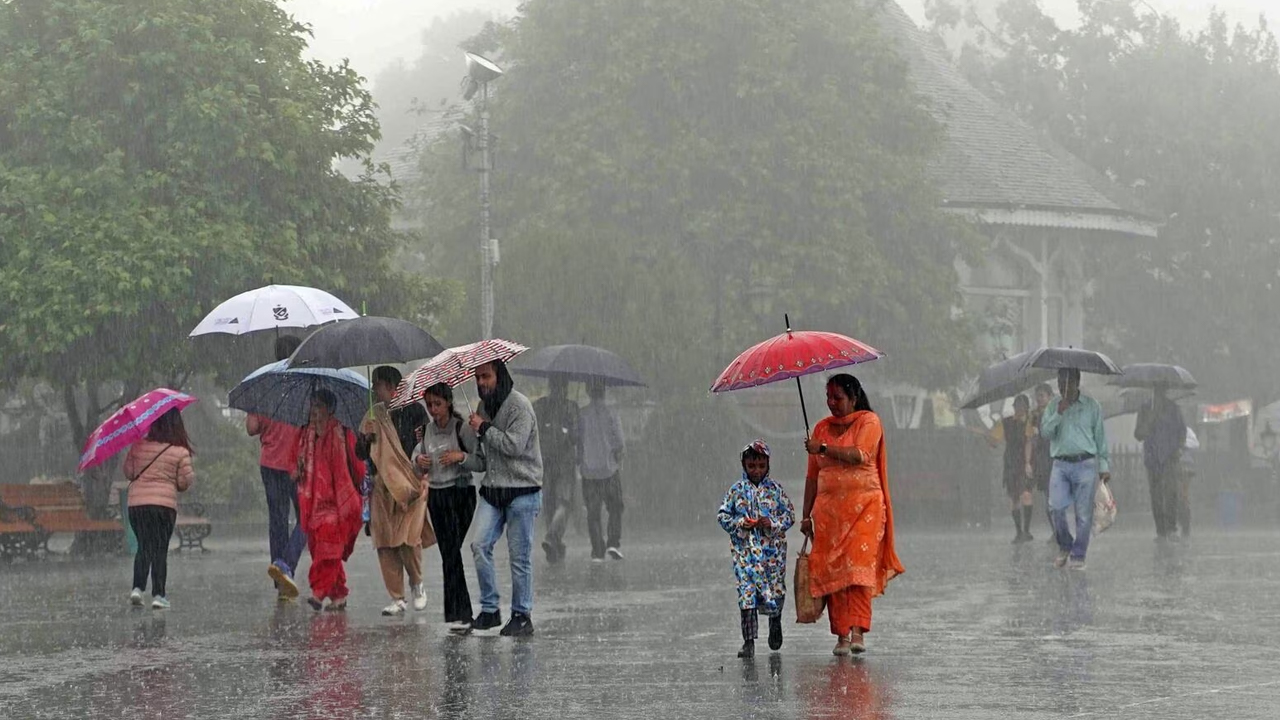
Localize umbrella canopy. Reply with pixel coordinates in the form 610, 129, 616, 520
510, 344, 646, 387
1103, 387, 1196, 420
286, 316, 446, 370
79, 389, 197, 472
391, 339, 528, 409
229, 360, 370, 431
189, 285, 358, 337
1109, 363, 1197, 390
960, 350, 1056, 410
1020, 347, 1122, 376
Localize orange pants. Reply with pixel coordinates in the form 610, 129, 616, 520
827, 585, 873, 636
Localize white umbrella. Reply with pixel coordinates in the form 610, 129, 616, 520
189, 285, 359, 337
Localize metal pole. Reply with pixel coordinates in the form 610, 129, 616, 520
478, 83, 495, 340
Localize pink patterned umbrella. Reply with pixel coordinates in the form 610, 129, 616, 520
391, 339, 527, 409
78, 388, 198, 472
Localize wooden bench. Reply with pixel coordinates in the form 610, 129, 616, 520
0, 502, 43, 561
174, 502, 212, 553
0, 482, 124, 554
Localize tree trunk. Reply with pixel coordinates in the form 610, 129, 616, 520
62, 379, 134, 555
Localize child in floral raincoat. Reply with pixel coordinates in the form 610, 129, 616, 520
717, 439, 795, 658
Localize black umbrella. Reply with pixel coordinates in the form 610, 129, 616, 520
960, 350, 1055, 410
1108, 363, 1197, 390
1103, 387, 1196, 420
510, 344, 646, 387
1020, 346, 1122, 376
287, 316, 446, 369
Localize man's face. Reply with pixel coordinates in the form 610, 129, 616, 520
1058, 371, 1079, 399
475, 364, 498, 398
1035, 388, 1052, 408
373, 380, 395, 404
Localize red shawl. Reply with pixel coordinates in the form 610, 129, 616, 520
296, 418, 364, 562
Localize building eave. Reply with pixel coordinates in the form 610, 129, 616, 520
942, 205, 1160, 239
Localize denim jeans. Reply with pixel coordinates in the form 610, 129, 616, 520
262, 467, 306, 575
1048, 458, 1099, 560
472, 490, 542, 616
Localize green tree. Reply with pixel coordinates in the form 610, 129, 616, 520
929, 0, 1280, 401
0, 0, 455, 528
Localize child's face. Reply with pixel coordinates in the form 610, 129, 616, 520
743, 457, 769, 483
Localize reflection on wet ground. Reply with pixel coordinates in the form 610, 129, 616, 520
3, 528, 1280, 718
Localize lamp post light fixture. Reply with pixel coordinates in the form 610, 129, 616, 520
461, 52, 504, 340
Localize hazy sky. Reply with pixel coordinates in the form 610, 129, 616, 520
289, 0, 1275, 80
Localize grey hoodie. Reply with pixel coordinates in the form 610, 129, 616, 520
462, 389, 543, 489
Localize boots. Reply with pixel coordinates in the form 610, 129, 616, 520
1021, 506, 1034, 541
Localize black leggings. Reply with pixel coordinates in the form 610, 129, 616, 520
428, 486, 477, 623
129, 506, 177, 597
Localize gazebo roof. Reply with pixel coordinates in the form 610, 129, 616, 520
878, 2, 1159, 238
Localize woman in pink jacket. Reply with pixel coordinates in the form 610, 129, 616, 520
124, 408, 195, 609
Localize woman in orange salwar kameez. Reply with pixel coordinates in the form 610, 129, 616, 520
802, 374, 904, 656
295, 389, 365, 612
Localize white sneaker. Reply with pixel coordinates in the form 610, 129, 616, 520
151, 596, 170, 610
381, 599, 407, 616
411, 584, 428, 612
130, 588, 144, 606
607, 547, 624, 560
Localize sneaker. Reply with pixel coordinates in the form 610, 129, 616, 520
768, 615, 783, 651
833, 635, 852, 656
849, 631, 866, 654
590, 555, 606, 563
1054, 551, 1070, 568
737, 640, 755, 658
411, 584, 428, 612
382, 600, 407, 616
268, 562, 299, 600
499, 612, 535, 637
306, 596, 324, 612
1068, 558, 1087, 571
151, 596, 170, 610
130, 588, 144, 607
471, 610, 503, 633
326, 597, 348, 612
448, 618, 475, 633
606, 547, 624, 560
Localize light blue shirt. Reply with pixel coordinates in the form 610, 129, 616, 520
1039, 394, 1109, 474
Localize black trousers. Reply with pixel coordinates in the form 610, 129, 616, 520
583, 474, 624, 558
1147, 466, 1180, 537
129, 505, 177, 597
428, 486, 477, 622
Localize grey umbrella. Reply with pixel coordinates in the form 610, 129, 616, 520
1020, 346, 1123, 376
510, 344, 646, 387
229, 360, 371, 430
1109, 363, 1197, 390
286, 316, 446, 369
960, 350, 1056, 410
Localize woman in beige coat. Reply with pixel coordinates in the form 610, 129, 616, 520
124, 408, 195, 610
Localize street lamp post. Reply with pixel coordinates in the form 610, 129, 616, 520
463, 52, 504, 340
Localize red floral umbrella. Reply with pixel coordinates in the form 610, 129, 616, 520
711, 316, 883, 436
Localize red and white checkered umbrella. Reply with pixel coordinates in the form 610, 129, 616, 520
391, 339, 528, 409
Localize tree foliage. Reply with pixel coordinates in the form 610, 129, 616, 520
929, 0, 1280, 400
414, 0, 977, 397
0, 0, 455, 510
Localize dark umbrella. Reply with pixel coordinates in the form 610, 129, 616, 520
1103, 387, 1196, 420
510, 344, 646, 387
960, 350, 1056, 410
287, 316, 446, 369
1108, 363, 1197, 390
229, 360, 370, 431
1020, 346, 1122, 376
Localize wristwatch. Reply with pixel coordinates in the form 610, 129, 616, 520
819, 443, 828, 456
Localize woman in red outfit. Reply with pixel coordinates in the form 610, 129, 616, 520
801, 374, 904, 655
295, 389, 365, 611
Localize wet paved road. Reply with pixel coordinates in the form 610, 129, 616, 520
3, 526, 1280, 719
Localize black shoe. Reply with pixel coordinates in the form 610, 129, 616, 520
738, 640, 755, 658
499, 612, 535, 637
471, 610, 503, 632
542, 540, 556, 562
768, 615, 783, 651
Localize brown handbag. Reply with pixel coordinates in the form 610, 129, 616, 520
794, 536, 826, 623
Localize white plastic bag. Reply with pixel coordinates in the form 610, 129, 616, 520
1093, 480, 1117, 534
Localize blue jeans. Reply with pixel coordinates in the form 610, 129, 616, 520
262, 467, 306, 574
1048, 458, 1099, 560
472, 491, 542, 616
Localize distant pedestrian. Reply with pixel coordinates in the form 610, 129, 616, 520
1040, 368, 1110, 570
579, 379, 626, 561
413, 382, 479, 631
358, 367, 432, 617
1135, 386, 1186, 540
461, 360, 543, 636
247, 334, 305, 601
125, 408, 195, 610
717, 439, 794, 659
988, 394, 1035, 543
801, 374, 904, 656
533, 376, 579, 563
295, 389, 365, 611
1028, 383, 1056, 535
1178, 427, 1198, 538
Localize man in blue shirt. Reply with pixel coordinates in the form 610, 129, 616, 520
1039, 368, 1110, 569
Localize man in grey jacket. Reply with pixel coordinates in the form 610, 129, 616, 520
462, 359, 543, 636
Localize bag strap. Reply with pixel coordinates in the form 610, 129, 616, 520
128, 444, 173, 483
799, 536, 810, 556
